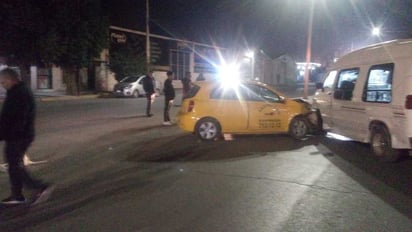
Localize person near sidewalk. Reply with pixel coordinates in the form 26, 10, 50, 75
181, 71, 192, 103
163, 71, 175, 126
142, 71, 156, 117
0, 68, 53, 204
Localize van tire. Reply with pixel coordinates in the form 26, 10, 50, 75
289, 116, 309, 140
195, 118, 221, 141
370, 125, 402, 162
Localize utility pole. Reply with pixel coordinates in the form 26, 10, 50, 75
303, 0, 314, 99
146, 0, 151, 72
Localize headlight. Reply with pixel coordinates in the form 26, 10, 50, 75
217, 63, 241, 88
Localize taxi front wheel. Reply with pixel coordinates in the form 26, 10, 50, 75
289, 116, 309, 139
195, 118, 221, 141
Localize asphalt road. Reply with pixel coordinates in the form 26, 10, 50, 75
0, 94, 411, 232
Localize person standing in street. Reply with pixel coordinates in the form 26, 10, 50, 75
181, 71, 192, 103
163, 71, 175, 126
142, 71, 156, 117
0, 68, 53, 204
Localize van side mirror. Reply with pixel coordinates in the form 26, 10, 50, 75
316, 82, 324, 91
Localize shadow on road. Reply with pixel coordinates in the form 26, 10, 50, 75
124, 129, 412, 219
316, 136, 412, 219
126, 133, 320, 162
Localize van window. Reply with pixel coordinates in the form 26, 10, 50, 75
323, 70, 337, 89
363, 63, 394, 103
334, 68, 359, 101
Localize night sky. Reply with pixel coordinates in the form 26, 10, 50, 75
107, 0, 412, 63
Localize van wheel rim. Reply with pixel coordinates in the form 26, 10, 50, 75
199, 122, 217, 139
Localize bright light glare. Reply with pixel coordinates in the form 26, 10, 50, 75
245, 50, 254, 58
217, 63, 241, 87
326, 132, 353, 141
372, 27, 381, 36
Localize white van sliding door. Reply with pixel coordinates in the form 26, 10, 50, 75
331, 68, 368, 140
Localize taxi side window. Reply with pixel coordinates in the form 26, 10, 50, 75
210, 87, 240, 100
247, 85, 281, 103
363, 63, 393, 103
333, 68, 359, 101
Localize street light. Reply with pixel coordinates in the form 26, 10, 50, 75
146, 0, 151, 72
372, 27, 381, 36
303, 0, 314, 99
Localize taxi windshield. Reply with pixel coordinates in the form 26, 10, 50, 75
209, 82, 283, 103
247, 84, 282, 103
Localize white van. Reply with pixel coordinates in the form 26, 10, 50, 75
313, 39, 412, 162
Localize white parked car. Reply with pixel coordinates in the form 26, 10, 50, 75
113, 75, 161, 98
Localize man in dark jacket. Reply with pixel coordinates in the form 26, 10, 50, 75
0, 68, 52, 204
181, 71, 192, 103
142, 71, 155, 117
163, 71, 175, 125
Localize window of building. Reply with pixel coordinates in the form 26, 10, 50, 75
333, 68, 359, 101
363, 63, 394, 103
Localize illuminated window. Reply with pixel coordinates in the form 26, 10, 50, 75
363, 63, 394, 103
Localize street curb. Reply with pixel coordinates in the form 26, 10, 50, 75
39, 94, 100, 102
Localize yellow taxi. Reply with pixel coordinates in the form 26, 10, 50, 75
177, 80, 316, 141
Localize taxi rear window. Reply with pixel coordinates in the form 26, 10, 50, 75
184, 84, 200, 99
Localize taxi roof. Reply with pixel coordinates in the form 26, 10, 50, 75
192, 79, 286, 98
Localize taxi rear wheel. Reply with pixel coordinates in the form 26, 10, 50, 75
195, 118, 221, 141
289, 116, 309, 139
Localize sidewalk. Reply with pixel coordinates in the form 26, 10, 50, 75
0, 90, 103, 102
37, 92, 101, 102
